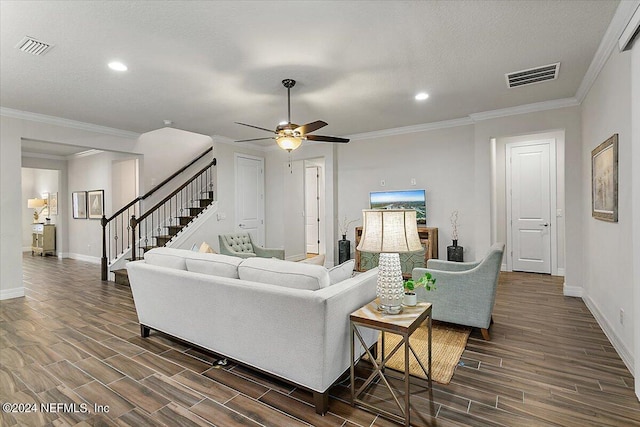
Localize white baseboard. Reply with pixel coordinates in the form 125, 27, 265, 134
582, 295, 635, 376
557, 267, 565, 276
67, 253, 101, 264
1, 287, 25, 300
501, 263, 508, 271
563, 283, 583, 297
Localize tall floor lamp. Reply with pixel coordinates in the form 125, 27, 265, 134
356, 209, 422, 314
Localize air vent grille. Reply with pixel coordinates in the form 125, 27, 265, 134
16, 36, 53, 56
506, 62, 560, 88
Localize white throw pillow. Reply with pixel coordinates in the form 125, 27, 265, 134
328, 259, 355, 285
144, 247, 189, 270
185, 252, 243, 279
238, 257, 330, 291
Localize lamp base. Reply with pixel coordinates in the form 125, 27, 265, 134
376, 253, 404, 315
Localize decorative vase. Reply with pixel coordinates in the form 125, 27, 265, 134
447, 239, 464, 262
338, 235, 350, 264
403, 292, 417, 306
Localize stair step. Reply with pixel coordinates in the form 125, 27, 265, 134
198, 198, 213, 208
155, 235, 173, 246
187, 207, 204, 216
140, 245, 157, 253
201, 190, 214, 199
125, 257, 144, 262
177, 216, 194, 226
113, 269, 130, 286
167, 225, 184, 235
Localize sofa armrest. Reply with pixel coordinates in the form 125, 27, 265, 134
254, 246, 285, 260
424, 258, 480, 272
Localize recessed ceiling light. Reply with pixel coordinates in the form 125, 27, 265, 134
415, 92, 429, 101
108, 61, 127, 72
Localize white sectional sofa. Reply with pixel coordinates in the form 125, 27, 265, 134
126, 248, 379, 414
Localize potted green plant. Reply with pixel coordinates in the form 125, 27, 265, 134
403, 272, 436, 306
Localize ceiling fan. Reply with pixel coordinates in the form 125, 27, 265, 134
235, 79, 350, 152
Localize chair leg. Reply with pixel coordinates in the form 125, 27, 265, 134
481, 328, 491, 341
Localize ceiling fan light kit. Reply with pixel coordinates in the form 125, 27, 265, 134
235, 78, 350, 152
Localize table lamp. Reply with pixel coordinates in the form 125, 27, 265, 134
356, 209, 422, 314
27, 198, 47, 223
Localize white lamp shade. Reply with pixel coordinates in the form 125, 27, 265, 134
276, 136, 302, 151
356, 209, 422, 253
27, 198, 46, 208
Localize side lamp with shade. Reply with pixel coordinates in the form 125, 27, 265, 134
27, 198, 47, 223
356, 209, 422, 314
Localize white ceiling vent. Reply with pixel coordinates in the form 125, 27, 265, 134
15, 36, 53, 56
505, 62, 560, 88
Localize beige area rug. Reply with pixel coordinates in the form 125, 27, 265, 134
379, 322, 471, 385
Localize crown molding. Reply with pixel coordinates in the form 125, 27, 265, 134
575, 0, 640, 102
21, 151, 67, 161
469, 97, 580, 122
0, 107, 140, 139
347, 117, 474, 141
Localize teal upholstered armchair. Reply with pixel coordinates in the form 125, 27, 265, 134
218, 232, 285, 260
413, 243, 504, 340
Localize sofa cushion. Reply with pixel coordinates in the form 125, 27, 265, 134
185, 252, 242, 279
143, 247, 188, 270
328, 259, 355, 285
238, 257, 330, 291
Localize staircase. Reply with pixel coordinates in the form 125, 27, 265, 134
102, 148, 217, 283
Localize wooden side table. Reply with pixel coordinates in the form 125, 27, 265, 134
350, 300, 432, 426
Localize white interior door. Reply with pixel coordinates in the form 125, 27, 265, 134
283, 160, 306, 260
305, 166, 320, 254
235, 154, 264, 245
507, 142, 552, 273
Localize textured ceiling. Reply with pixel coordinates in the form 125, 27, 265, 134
0, 1, 620, 147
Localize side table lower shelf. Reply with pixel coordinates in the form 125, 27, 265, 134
350, 300, 432, 427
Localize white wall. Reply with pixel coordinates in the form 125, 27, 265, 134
581, 47, 634, 373
337, 125, 477, 261
265, 142, 338, 265
631, 33, 640, 400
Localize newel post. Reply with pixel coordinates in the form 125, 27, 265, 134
130, 215, 138, 261
101, 215, 108, 281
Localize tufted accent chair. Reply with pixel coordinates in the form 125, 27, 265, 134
218, 232, 285, 260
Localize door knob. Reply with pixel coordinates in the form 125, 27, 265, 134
540, 223, 549, 227
239, 223, 245, 227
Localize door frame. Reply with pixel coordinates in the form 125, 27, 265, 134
505, 138, 558, 275
234, 153, 265, 245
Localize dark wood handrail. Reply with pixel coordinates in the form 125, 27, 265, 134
136, 159, 216, 223
106, 147, 213, 221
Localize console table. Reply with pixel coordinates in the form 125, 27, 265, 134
355, 226, 438, 275
350, 300, 432, 426
32, 223, 55, 256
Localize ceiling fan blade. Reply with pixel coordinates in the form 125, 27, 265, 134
235, 122, 275, 133
235, 137, 275, 142
295, 120, 328, 135
306, 134, 350, 143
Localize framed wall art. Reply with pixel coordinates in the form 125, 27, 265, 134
49, 192, 58, 215
591, 134, 618, 222
72, 191, 87, 219
88, 190, 104, 219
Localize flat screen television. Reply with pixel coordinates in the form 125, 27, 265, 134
369, 189, 426, 224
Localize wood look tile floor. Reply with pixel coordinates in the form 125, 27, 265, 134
1, 254, 639, 426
